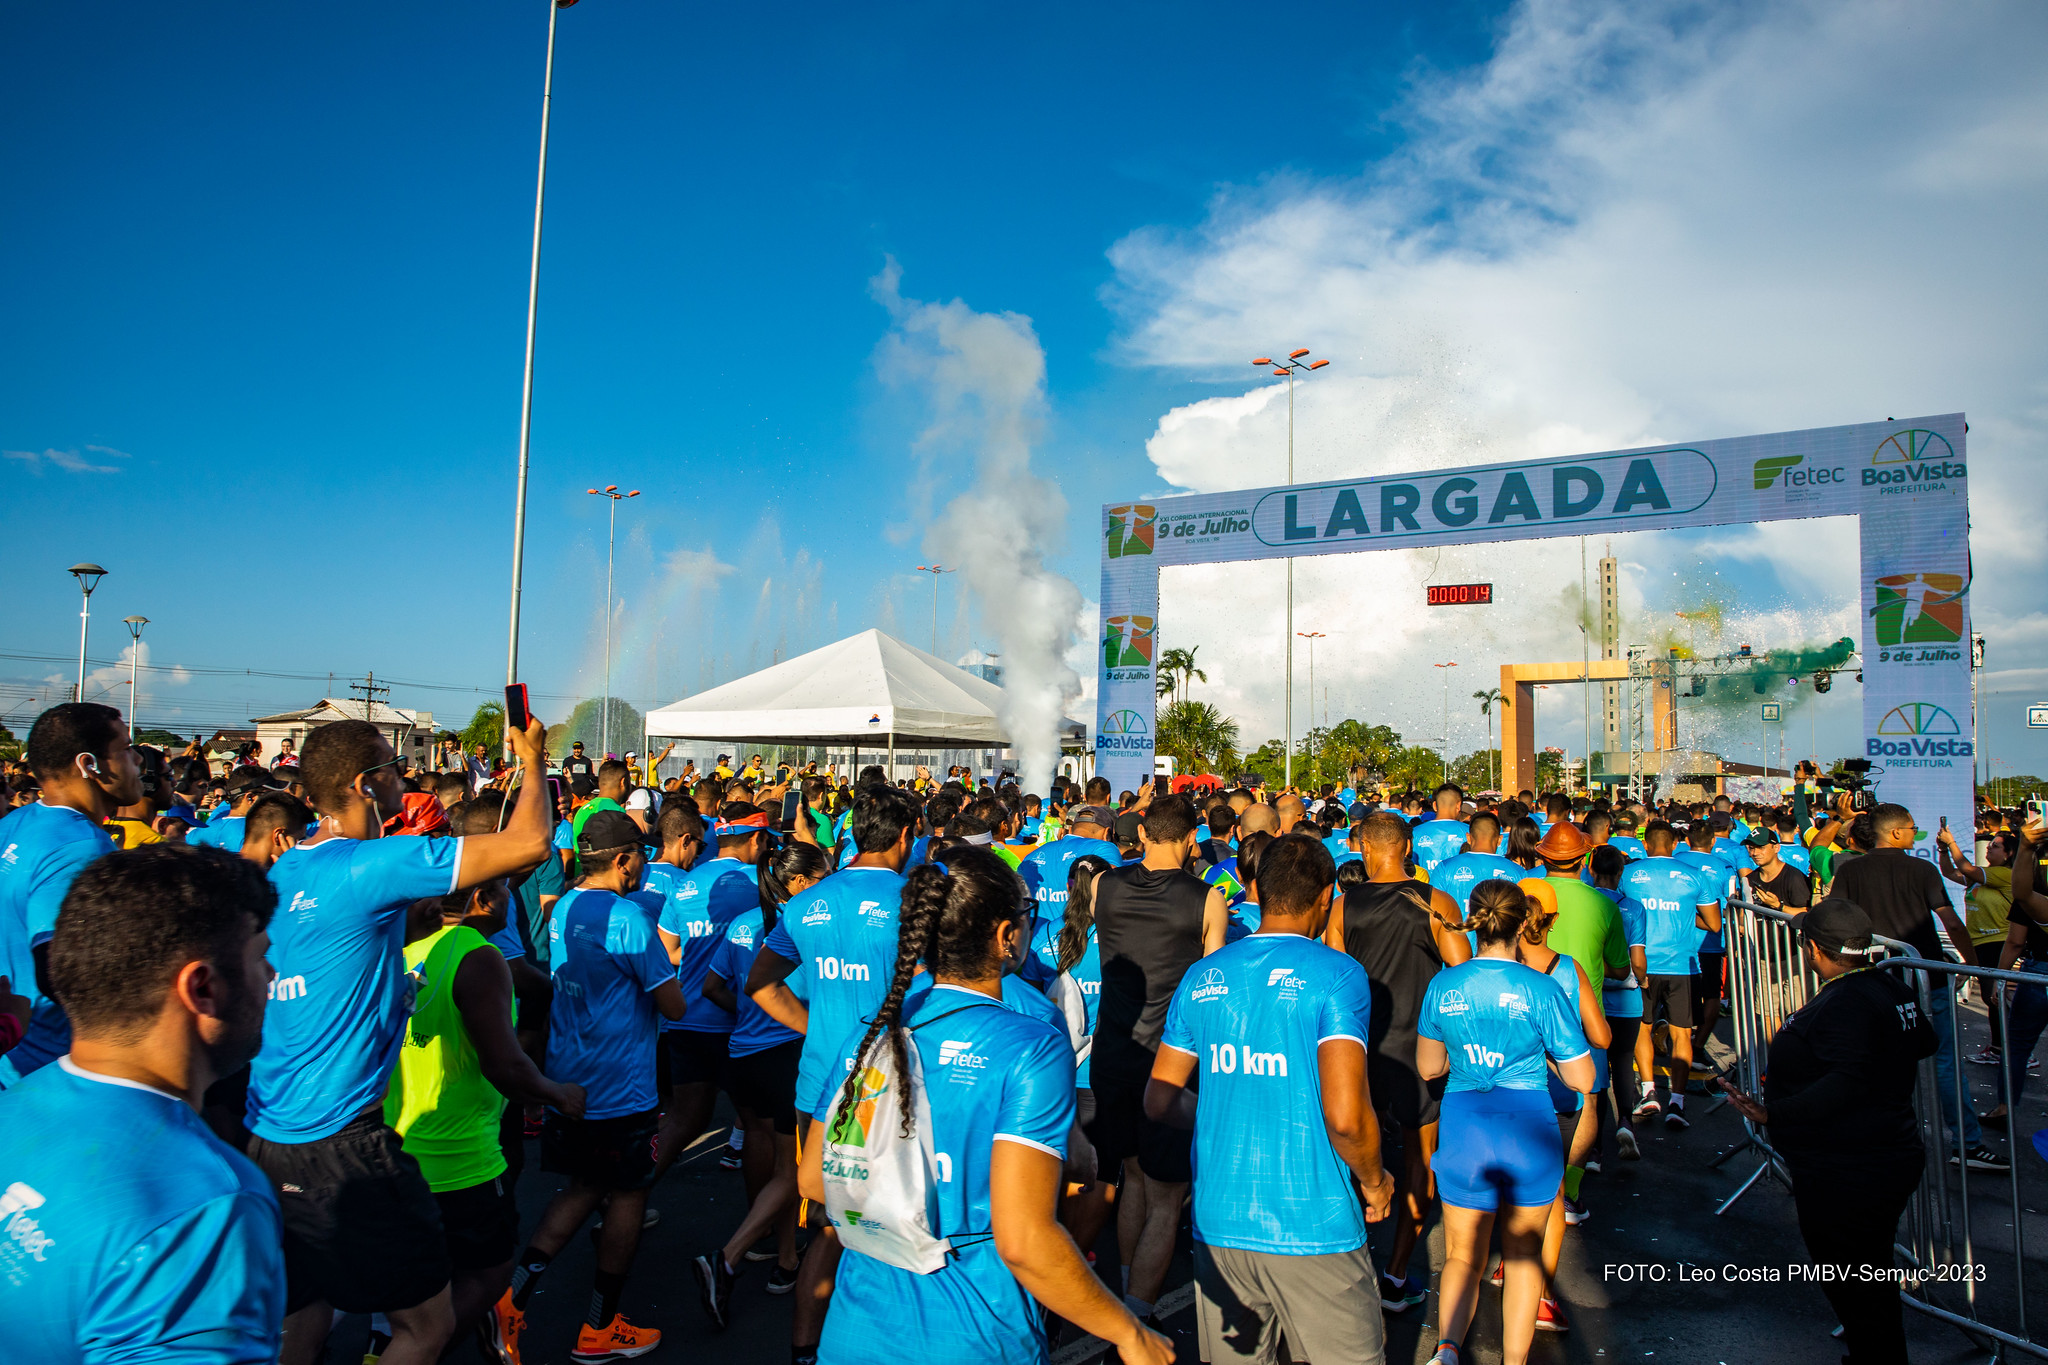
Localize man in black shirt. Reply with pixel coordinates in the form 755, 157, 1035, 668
1720, 900, 1933, 1365
560, 742, 596, 786
1742, 830, 1811, 912
1090, 793, 1228, 1327
1830, 803, 2004, 1169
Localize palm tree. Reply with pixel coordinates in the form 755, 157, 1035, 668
1156, 700, 1240, 776
1154, 646, 1207, 706
1473, 687, 1503, 791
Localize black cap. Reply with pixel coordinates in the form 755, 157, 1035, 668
1800, 897, 1879, 958
225, 766, 282, 797
577, 809, 649, 857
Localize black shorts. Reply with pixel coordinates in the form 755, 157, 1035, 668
1693, 954, 1726, 1016
1644, 974, 1694, 1029
1090, 1071, 1193, 1185
1368, 1052, 1445, 1131
436, 1174, 520, 1272
662, 1028, 729, 1088
247, 1111, 449, 1315
542, 1109, 660, 1192
726, 1040, 801, 1135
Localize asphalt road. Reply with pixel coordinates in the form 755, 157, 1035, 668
326, 1004, 2047, 1365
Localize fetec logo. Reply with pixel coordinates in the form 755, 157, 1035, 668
1871, 572, 1966, 647
1103, 709, 1148, 736
1754, 454, 1803, 489
1102, 615, 1155, 670
1106, 504, 1156, 558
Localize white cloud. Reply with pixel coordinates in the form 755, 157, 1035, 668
1109, 0, 2048, 758
5, 445, 129, 474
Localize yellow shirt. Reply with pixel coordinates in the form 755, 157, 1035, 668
104, 818, 162, 850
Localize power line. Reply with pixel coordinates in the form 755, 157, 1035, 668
0, 648, 590, 702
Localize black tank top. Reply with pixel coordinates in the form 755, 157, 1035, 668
1339, 881, 1444, 1065
1091, 864, 1211, 1089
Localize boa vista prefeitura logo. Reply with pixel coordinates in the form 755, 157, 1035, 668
1106, 504, 1156, 558
1102, 615, 1155, 672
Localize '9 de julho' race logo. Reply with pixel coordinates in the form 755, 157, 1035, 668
1106, 505, 1156, 558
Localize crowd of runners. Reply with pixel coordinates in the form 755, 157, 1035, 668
1, 699, 2042, 1364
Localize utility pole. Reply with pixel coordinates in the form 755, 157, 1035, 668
350, 673, 390, 725
1250, 348, 1329, 788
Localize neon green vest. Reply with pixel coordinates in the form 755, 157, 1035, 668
383, 924, 508, 1192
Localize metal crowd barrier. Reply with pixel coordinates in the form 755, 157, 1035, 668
1718, 895, 2043, 1361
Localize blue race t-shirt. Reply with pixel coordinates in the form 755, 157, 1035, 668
184, 814, 245, 852
1021, 921, 1100, 1087
1160, 933, 1372, 1256
1430, 851, 1527, 916
1676, 847, 1738, 953
709, 909, 803, 1057
1419, 956, 1589, 1093
1017, 837, 1119, 925
648, 857, 756, 1033
0, 1058, 285, 1364
1775, 841, 1812, 875
1409, 819, 1469, 873
1599, 888, 1646, 1019
0, 803, 113, 1084
1607, 834, 1648, 862
1711, 837, 1755, 872
248, 834, 463, 1142
813, 987, 1073, 1365
546, 888, 675, 1119
1619, 857, 1718, 976
761, 865, 909, 1114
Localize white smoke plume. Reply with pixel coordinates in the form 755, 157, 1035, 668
872, 260, 1083, 791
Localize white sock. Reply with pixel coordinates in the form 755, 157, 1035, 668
1669, 1093, 1685, 1110
727, 1127, 745, 1151
1124, 1293, 1154, 1317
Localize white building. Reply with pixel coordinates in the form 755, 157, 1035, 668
249, 699, 434, 765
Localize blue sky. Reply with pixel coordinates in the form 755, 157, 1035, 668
5, 1, 2046, 783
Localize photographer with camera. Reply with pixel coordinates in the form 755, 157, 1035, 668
1832, 802, 2006, 1171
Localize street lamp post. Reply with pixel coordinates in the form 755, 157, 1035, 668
506, 0, 581, 690
915, 565, 954, 656
68, 563, 107, 703
1297, 632, 1325, 787
124, 616, 149, 733
1251, 348, 1329, 789
1433, 661, 1457, 785
587, 486, 641, 760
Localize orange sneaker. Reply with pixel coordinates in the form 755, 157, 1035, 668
484, 1290, 525, 1365
571, 1315, 663, 1361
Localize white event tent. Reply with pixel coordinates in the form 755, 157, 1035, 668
643, 629, 1084, 771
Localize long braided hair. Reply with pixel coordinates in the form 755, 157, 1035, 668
1057, 854, 1113, 976
832, 845, 1025, 1139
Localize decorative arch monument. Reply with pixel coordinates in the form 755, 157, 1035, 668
1096, 413, 1972, 836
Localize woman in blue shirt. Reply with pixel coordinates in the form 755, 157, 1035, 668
799, 847, 1172, 1365
1042, 853, 1115, 1258
693, 840, 830, 1323
1417, 880, 1595, 1365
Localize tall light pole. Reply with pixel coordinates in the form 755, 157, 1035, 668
506, 0, 582, 691
915, 565, 954, 656
123, 616, 149, 733
587, 485, 640, 759
1251, 347, 1329, 789
1298, 632, 1325, 787
1434, 661, 1457, 784
68, 563, 107, 703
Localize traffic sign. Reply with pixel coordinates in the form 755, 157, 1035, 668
2029, 704, 2048, 729
1761, 702, 1782, 721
